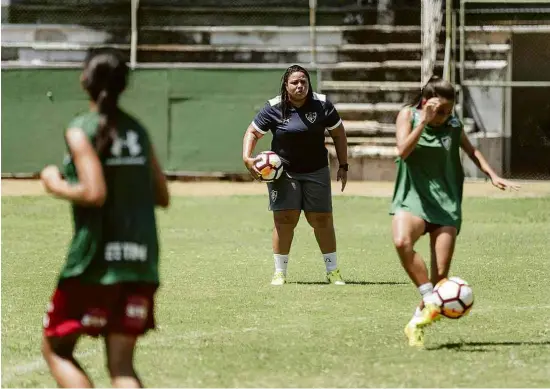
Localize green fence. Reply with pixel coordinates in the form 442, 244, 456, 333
2, 68, 316, 175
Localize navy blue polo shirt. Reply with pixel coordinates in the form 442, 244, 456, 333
251, 92, 342, 174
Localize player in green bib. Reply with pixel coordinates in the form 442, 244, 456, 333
40, 49, 170, 387
390, 76, 520, 348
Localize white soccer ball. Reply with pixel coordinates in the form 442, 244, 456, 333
254, 151, 284, 182
433, 277, 474, 319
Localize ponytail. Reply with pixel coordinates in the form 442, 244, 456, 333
81, 48, 129, 157
95, 89, 119, 156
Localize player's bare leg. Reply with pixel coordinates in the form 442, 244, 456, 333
407, 226, 459, 331
429, 226, 458, 285
393, 211, 439, 346
42, 334, 93, 388
412, 227, 459, 330
271, 210, 300, 285
305, 211, 344, 284
304, 211, 335, 253
106, 334, 143, 388
392, 211, 430, 288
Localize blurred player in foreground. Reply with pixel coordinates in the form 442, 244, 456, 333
40, 48, 170, 387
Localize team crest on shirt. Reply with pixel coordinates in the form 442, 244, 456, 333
305, 112, 317, 123
441, 136, 452, 150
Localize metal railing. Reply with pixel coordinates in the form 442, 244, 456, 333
457, 0, 550, 178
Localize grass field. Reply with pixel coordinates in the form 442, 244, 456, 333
2, 185, 550, 387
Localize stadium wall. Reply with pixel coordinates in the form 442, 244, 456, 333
2, 68, 311, 175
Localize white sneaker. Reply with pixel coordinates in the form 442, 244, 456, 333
326, 269, 345, 285
271, 271, 286, 286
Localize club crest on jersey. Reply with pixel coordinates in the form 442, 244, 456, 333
441, 136, 452, 150
305, 112, 317, 123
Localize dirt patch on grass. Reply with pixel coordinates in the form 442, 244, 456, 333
3, 179, 549, 198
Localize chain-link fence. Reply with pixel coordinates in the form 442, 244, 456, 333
457, 0, 550, 179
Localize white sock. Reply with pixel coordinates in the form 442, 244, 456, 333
274, 254, 289, 274
322, 252, 338, 272
418, 283, 437, 305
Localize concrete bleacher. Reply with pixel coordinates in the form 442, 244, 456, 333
3, 0, 528, 180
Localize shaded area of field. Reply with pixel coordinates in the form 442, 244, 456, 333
2, 179, 550, 198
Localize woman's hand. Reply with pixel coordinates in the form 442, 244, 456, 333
491, 175, 521, 191
337, 167, 347, 192
40, 165, 62, 194
419, 97, 440, 124
244, 157, 262, 181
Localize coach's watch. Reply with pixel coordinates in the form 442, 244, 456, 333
339, 163, 349, 171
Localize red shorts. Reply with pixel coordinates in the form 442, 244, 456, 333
43, 279, 158, 338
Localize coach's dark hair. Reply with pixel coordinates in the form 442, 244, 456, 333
280, 64, 314, 119
408, 75, 456, 108
82, 48, 129, 156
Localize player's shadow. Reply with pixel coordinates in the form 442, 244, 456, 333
428, 341, 550, 352
291, 281, 409, 285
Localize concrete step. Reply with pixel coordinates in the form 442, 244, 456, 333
138, 5, 422, 26
323, 81, 422, 91
2, 41, 510, 64
134, 24, 532, 46
326, 136, 396, 146
2, 23, 529, 50
322, 81, 420, 104
323, 60, 507, 82
342, 120, 396, 136
6, 4, 422, 27
139, 24, 427, 45
9, 0, 358, 5
8, 0, 405, 6
5, 4, 132, 28
464, 25, 550, 44
327, 145, 398, 181
327, 144, 398, 158
1, 23, 113, 44
340, 43, 509, 62
1, 43, 333, 63
334, 102, 402, 122
343, 26, 443, 45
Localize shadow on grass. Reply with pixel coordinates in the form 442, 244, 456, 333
428, 341, 550, 352
290, 281, 409, 285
